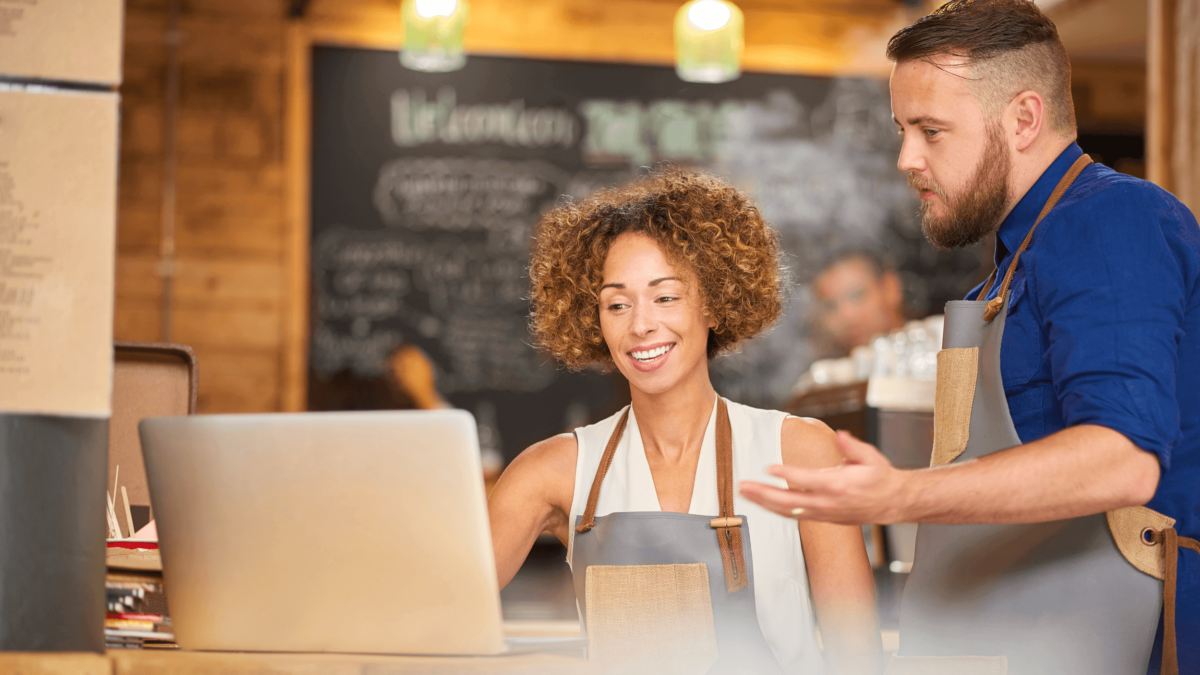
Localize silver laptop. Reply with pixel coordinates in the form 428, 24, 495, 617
139, 410, 505, 655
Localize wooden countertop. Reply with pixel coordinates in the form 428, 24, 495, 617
3, 621, 593, 675
0, 648, 596, 675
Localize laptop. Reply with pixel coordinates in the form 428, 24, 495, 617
139, 410, 507, 655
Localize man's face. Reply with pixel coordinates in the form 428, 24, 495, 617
891, 58, 1012, 249
815, 259, 901, 352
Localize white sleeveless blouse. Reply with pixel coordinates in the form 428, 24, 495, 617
567, 397, 825, 674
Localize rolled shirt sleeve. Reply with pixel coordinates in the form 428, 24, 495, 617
1028, 183, 1187, 468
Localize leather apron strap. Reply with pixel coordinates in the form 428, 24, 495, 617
574, 407, 629, 535
1152, 528, 1200, 675
574, 398, 749, 593
712, 399, 749, 592
976, 154, 1093, 321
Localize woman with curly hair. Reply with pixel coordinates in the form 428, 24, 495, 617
488, 167, 880, 674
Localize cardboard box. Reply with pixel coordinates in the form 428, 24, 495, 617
0, 85, 119, 416
110, 342, 197, 529
0, 0, 124, 86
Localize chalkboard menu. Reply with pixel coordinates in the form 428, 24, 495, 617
309, 46, 983, 463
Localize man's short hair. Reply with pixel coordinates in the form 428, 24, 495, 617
886, 0, 1076, 137
819, 248, 891, 280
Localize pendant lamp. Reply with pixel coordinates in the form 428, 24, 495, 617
674, 0, 743, 83
400, 0, 469, 72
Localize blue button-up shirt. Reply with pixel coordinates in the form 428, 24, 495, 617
969, 143, 1200, 673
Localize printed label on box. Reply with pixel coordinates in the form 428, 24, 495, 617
0, 0, 124, 85
0, 86, 117, 416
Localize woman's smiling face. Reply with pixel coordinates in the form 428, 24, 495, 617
598, 232, 715, 395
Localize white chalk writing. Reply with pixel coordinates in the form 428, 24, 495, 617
391, 87, 576, 149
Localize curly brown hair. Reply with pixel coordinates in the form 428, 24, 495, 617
529, 167, 786, 371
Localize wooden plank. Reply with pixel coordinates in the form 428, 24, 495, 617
283, 22, 312, 412
118, 206, 163, 256
0, 653, 111, 675
120, 104, 165, 157
114, 297, 163, 343
1148, 0, 1177, 191
177, 188, 283, 223
176, 109, 220, 160
302, 0, 906, 76
220, 114, 273, 160
174, 162, 284, 197
119, 53, 168, 107
189, 345, 281, 412
120, 254, 285, 305
173, 113, 279, 163
172, 258, 286, 303
118, 157, 165, 207
109, 648, 596, 675
1072, 61, 1147, 129
177, 213, 285, 259
116, 255, 162, 300
110, 649, 360, 675
176, 17, 287, 68
1174, 0, 1200, 211
182, 0, 290, 17
117, 0, 291, 413
173, 304, 283, 349
179, 66, 282, 115
127, 0, 289, 19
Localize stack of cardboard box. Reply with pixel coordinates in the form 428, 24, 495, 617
0, 0, 125, 653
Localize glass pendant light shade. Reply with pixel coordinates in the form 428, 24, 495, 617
674, 0, 743, 83
400, 0, 469, 72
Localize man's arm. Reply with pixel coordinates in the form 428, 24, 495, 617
740, 424, 1160, 525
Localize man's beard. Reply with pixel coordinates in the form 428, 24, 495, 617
911, 125, 1012, 251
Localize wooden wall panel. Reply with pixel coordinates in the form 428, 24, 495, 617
303, 0, 910, 76
1148, 0, 1200, 211
194, 348, 281, 412
1071, 62, 1147, 129
116, 0, 289, 413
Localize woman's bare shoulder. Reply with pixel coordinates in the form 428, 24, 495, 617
518, 433, 578, 470
780, 416, 844, 470
496, 433, 579, 509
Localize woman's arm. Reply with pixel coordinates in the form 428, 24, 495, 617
487, 433, 577, 589
782, 418, 882, 675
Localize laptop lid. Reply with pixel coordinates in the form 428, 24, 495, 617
139, 410, 504, 655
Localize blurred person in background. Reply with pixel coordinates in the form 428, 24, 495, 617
812, 249, 907, 357
386, 343, 451, 410
309, 343, 449, 411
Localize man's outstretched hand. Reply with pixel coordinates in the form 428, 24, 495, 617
739, 431, 912, 525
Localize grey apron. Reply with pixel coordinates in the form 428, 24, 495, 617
571, 399, 783, 675
898, 155, 1200, 675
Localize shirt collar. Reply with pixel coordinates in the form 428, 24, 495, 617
995, 142, 1084, 261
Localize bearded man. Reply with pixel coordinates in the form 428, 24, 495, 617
740, 1, 1200, 673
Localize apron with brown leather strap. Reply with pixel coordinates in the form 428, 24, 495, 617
570, 398, 783, 675
896, 155, 1199, 675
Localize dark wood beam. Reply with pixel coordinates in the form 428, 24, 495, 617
289, 0, 314, 18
